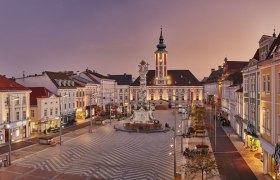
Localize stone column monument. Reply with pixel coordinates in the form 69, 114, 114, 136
138, 60, 149, 109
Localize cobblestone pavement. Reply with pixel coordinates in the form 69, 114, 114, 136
1, 110, 179, 180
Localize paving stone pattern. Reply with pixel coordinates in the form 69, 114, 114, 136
13, 111, 177, 180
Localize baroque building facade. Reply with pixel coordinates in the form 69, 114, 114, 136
130, 29, 203, 107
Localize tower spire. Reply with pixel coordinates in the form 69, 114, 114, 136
157, 26, 166, 51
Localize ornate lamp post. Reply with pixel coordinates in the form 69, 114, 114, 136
59, 94, 68, 145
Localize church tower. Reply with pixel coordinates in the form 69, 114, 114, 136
155, 27, 168, 85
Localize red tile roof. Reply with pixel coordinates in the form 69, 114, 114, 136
0, 75, 30, 91
29, 87, 58, 106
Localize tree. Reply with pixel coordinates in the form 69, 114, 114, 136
183, 154, 218, 180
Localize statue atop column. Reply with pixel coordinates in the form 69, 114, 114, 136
138, 60, 149, 109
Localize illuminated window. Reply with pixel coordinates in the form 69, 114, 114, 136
16, 128, 20, 137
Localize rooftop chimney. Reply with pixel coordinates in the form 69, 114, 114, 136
211, 68, 215, 73
218, 66, 222, 70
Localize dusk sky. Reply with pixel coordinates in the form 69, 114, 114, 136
1, 0, 279, 80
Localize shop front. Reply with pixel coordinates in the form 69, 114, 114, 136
261, 137, 275, 179
244, 132, 261, 151
4, 120, 30, 142
76, 107, 85, 120
244, 121, 262, 152
37, 118, 60, 134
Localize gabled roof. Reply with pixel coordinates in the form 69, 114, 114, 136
108, 74, 132, 85
29, 87, 58, 106
131, 70, 201, 86
252, 49, 260, 61
71, 75, 97, 87
224, 71, 243, 85
206, 68, 223, 83
259, 35, 273, 43
85, 70, 111, 80
45, 71, 76, 89
267, 33, 280, 59
226, 61, 248, 70
81, 72, 100, 84
0, 75, 30, 91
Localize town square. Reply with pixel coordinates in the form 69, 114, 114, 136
0, 1, 280, 180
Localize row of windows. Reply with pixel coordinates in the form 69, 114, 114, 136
6, 111, 26, 121
60, 92, 76, 98
63, 103, 75, 110
119, 89, 128, 93
44, 101, 58, 105
119, 96, 128, 100
6, 96, 27, 105
43, 108, 59, 117
132, 95, 199, 101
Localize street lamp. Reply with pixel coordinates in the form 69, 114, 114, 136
59, 94, 68, 145
213, 95, 217, 152
109, 92, 114, 125
172, 105, 179, 178
6, 95, 19, 166
88, 93, 95, 133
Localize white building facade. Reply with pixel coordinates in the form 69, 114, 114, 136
0, 75, 31, 145
16, 71, 77, 124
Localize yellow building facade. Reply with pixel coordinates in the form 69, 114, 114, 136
259, 34, 280, 179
